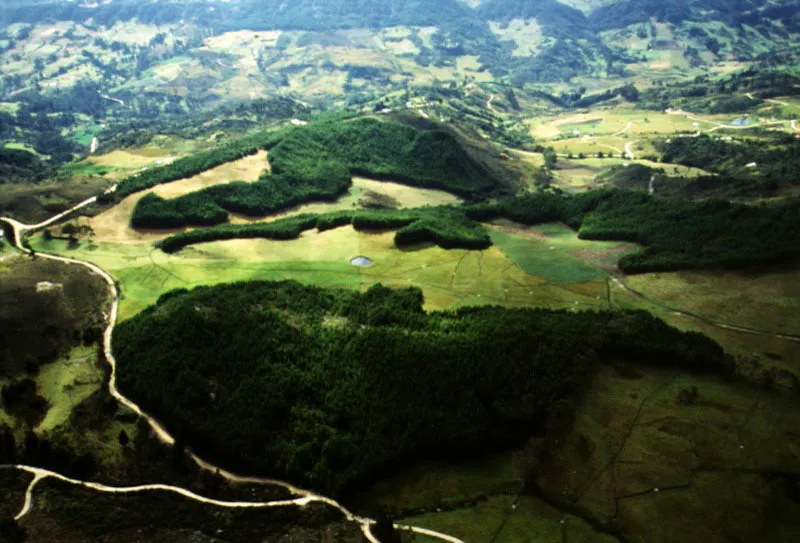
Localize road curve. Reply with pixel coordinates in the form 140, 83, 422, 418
0, 205, 465, 543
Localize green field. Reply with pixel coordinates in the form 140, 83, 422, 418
488, 222, 635, 283
69, 124, 104, 147
36, 345, 105, 433
31, 221, 633, 321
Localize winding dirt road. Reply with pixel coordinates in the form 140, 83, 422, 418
624, 141, 636, 160
611, 122, 633, 137
0, 204, 464, 543
487, 93, 499, 115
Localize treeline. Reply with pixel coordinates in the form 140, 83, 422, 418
113, 280, 731, 495
659, 134, 800, 195
531, 83, 640, 109
472, 190, 800, 273
131, 117, 497, 229
156, 208, 491, 253
156, 189, 800, 274
0, 147, 51, 183
637, 70, 800, 113
110, 129, 288, 200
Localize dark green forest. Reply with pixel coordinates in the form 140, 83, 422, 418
156, 207, 491, 253
658, 134, 800, 196
157, 189, 800, 274
0, 147, 51, 183
114, 281, 731, 495
130, 118, 496, 228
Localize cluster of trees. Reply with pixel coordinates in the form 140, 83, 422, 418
637, 70, 800, 113
113, 280, 731, 495
660, 134, 800, 191
157, 188, 800, 274
131, 118, 496, 229
0, 423, 97, 479
0, 147, 51, 183
477, 190, 800, 273
535, 83, 641, 110
156, 207, 490, 253
112, 129, 287, 200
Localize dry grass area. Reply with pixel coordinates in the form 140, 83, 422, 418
86, 148, 177, 171
229, 177, 462, 225
78, 151, 269, 244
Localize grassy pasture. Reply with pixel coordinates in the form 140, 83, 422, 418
36, 345, 105, 433
69, 124, 103, 147
623, 268, 800, 338
0, 101, 19, 114
488, 221, 636, 283
32, 221, 629, 321
608, 274, 800, 374
86, 148, 180, 174
527, 107, 735, 144
532, 364, 800, 543
231, 177, 462, 225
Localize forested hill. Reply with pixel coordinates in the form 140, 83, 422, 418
0, 0, 479, 30
114, 280, 731, 495
588, 0, 800, 31
218, 0, 477, 31
477, 0, 590, 35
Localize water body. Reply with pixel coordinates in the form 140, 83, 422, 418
731, 117, 751, 126
350, 256, 373, 267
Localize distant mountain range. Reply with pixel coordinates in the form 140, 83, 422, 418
0, 0, 798, 118
2, 0, 798, 36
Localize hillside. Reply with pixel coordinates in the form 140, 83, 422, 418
0, 0, 797, 173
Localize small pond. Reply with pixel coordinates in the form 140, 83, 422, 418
350, 256, 373, 267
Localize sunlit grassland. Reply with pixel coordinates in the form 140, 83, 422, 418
36, 345, 104, 433
32, 221, 628, 321
488, 222, 635, 283
608, 275, 800, 370
526, 108, 709, 141
4, 141, 44, 157
0, 101, 19, 114
62, 162, 116, 177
